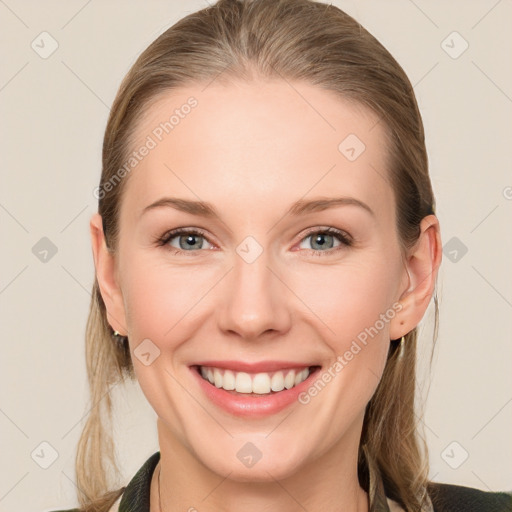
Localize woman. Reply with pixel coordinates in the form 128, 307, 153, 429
53, 0, 512, 511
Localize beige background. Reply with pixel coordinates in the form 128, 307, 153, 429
1, 0, 511, 510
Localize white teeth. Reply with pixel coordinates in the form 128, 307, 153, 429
213, 368, 223, 388
199, 366, 311, 394
284, 371, 295, 389
235, 372, 253, 393
270, 372, 285, 392
295, 368, 309, 386
223, 370, 235, 390
252, 373, 271, 394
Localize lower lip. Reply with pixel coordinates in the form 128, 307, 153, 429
190, 366, 321, 417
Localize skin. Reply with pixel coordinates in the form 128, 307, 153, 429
91, 78, 442, 512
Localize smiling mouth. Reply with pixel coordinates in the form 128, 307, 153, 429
193, 365, 322, 395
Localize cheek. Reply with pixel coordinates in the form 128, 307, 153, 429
288, 256, 400, 405
288, 257, 400, 344
120, 252, 219, 342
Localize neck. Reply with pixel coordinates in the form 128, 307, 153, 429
151, 418, 368, 512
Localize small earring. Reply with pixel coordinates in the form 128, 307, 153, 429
398, 335, 405, 357
112, 330, 127, 345
391, 335, 405, 357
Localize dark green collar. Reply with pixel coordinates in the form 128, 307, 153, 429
119, 451, 160, 512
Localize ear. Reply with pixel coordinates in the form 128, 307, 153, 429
389, 214, 442, 340
90, 213, 128, 335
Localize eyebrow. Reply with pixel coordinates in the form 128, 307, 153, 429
141, 196, 374, 220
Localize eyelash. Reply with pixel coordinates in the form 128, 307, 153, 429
154, 226, 353, 257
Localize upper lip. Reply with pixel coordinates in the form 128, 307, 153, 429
192, 360, 319, 373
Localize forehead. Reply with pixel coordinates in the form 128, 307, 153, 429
121, 79, 393, 223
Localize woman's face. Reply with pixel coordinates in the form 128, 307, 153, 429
98, 79, 420, 481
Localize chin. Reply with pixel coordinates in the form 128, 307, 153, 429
216, 461, 302, 483
201, 445, 308, 483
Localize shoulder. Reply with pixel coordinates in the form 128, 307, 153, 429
428, 481, 512, 512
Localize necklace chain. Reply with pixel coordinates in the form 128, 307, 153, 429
157, 463, 163, 512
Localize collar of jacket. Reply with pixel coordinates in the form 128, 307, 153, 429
118, 445, 429, 512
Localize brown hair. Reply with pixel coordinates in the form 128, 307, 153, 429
76, 0, 438, 510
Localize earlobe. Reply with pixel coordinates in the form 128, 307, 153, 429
89, 213, 128, 335
389, 215, 442, 340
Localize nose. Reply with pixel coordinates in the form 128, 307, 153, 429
217, 248, 292, 341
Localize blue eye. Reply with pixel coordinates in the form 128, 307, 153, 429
155, 227, 352, 256
157, 229, 213, 254
298, 228, 352, 255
